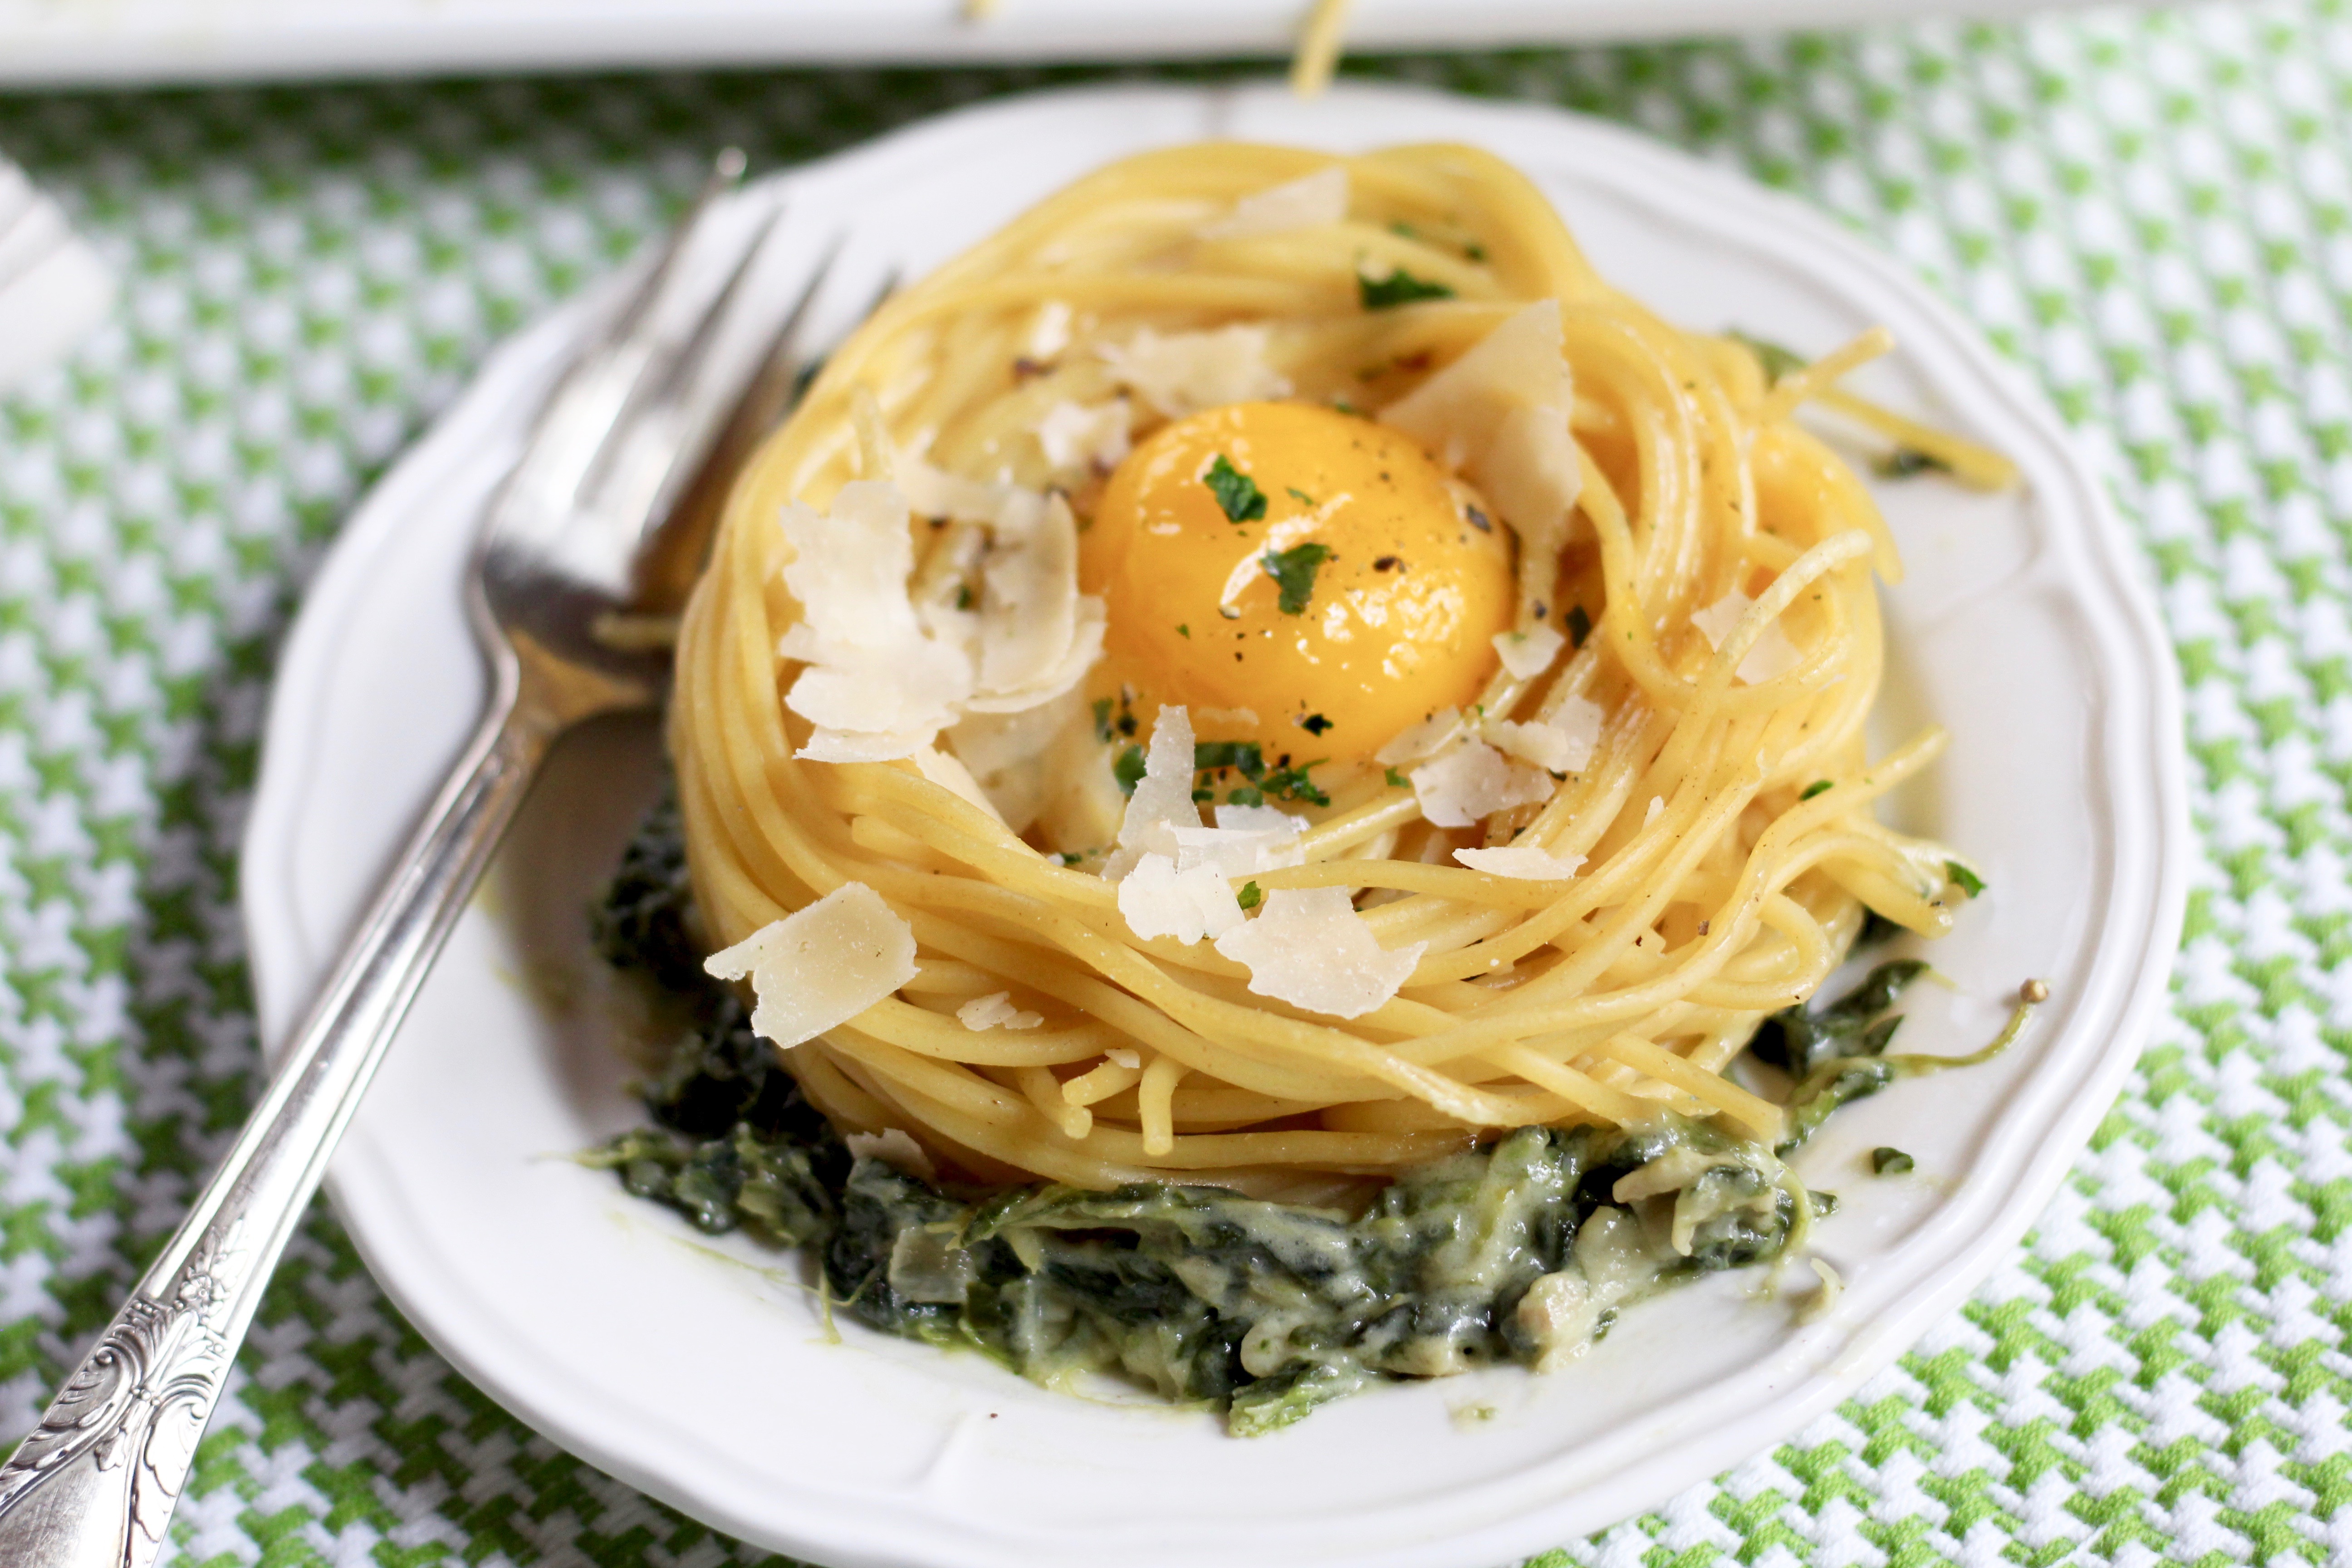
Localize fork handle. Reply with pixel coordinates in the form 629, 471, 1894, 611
0, 674, 551, 1568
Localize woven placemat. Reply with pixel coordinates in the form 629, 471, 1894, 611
0, 3, 2343, 1562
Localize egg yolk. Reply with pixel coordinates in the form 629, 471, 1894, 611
1083, 401, 1515, 773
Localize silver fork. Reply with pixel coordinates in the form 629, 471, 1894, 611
0, 149, 829, 1568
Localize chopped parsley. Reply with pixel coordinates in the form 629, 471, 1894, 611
1874, 447, 1952, 480
1260, 758, 1330, 807
1262, 542, 1334, 615
1728, 329, 1807, 383
1205, 454, 1267, 522
1058, 851, 1084, 866
1565, 604, 1592, 648
1113, 744, 1147, 797
1194, 740, 1265, 776
1384, 766, 1409, 789
1237, 880, 1263, 911
1287, 486, 1317, 505
1358, 266, 1455, 310
1945, 860, 1986, 898
1092, 697, 1114, 742
1871, 1147, 1915, 1176
1177, 623, 1191, 638
1299, 713, 1333, 736
1800, 779, 1834, 800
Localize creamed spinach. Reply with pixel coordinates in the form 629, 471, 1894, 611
588, 791, 1950, 1435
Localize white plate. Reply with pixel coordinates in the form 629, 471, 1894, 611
0, 0, 2130, 87
241, 82, 2189, 1568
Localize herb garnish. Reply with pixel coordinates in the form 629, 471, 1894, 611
1875, 447, 1952, 480
1945, 860, 1986, 897
1299, 713, 1333, 736
1358, 267, 1455, 310
1728, 329, 1807, 383
1261, 542, 1334, 615
1113, 744, 1147, 797
1287, 486, 1317, 505
1871, 1147, 1915, 1175
1237, 881, 1263, 911
1800, 779, 1834, 800
1384, 766, 1409, 789
1194, 739, 1264, 776
1205, 454, 1267, 522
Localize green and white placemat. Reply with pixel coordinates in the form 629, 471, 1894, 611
0, 2, 2345, 1562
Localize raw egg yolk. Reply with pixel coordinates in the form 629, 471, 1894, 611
1083, 401, 1514, 772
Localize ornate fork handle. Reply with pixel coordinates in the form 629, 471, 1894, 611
0, 666, 547, 1568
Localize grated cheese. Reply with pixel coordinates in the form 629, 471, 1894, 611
1373, 706, 1462, 768
1106, 704, 1202, 876
1480, 715, 1589, 774
1036, 398, 1132, 475
1212, 885, 1426, 1019
1408, 739, 1554, 828
1691, 589, 1803, 683
1454, 845, 1585, 880
1197, 166, 1349, 241
778, 481, 975, 762
1491, 623, 1566, 681
704, 882, 918, 1049
958, 991, 1044, 1031
1380, 301, 1581, 549
1117, 851, 1244, 945
1099, 324, 1291, 417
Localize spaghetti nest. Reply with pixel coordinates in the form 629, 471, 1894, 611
670, 141, 1971, 1199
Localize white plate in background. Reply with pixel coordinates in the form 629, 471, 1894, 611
240, 82, 2188, 1568
1, 0, 2131, 88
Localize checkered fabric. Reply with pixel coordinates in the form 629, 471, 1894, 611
0, 3, 2346, 1563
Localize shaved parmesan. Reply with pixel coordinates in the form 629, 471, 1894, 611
705, 882, 917, 1049
1026, 300, 1073, 362
958, 991, 1044, 1031
976, 492, 1084, 696
1374, 706, 1463, 768
912, 746, 1002, 822
845, 1127, 936, 1181
1036, 398, 1132, 474
1118, 851, 1244, 945
1106, 1048, 1142, 1070
780, 475, 1101, 764
1409, 740, 1554, 828
1644, 795, 1665, 826
1692, 589, 1803, 683
1198, 166, 1349, 240
1381, 301, 1581, 549
1212, 886, 1426, 1019
1493, 624, 1566, 681
1215, 802, 1305, 835
1480, 718, 1570, 774
1455, 845, 1586, 880
1107, 705, 1202, 875
779, 481, 973, 762
1100, 325, 1290, 417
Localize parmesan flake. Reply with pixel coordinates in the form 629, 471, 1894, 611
957, 991, 1044, 1031
1480, 716, 1591, 775
1106, 1048, 1142, 1070
1492, 623, 1566, 680
1373, 706, 1462, 768
1099, 324, 1290, 417
1381, 301, 1581, 550
1197, 166, 1349, 241
1036, 398, 1132, 474
1212, 886, 1426, 1019
1117, 851, 1244, 945
1691, 589, 1803, 684
705, 882, 917, 1049
1454, 845, 1586, 880
1409, 740, 1554, 828
1106, 704, 1202, 876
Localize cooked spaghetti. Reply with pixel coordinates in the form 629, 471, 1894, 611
666, 141, 1983, 1204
